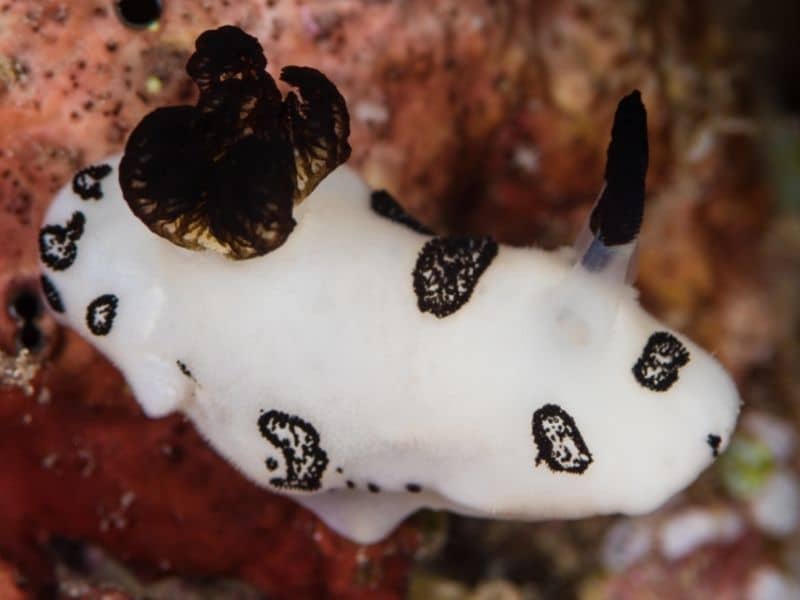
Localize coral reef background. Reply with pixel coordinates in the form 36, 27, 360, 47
0, 0, 798, 598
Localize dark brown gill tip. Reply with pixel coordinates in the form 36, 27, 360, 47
280, 65, 352, 202
119, 25, 351, 260
186, 25, 269, 94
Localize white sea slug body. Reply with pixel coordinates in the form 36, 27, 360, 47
39, 26, 740, 543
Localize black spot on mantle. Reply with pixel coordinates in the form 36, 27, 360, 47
86, 294, 118, 336
40, 274, 64, 313
532, 404, 593, 474
632, 331, 690, 392
39, 211, 85, 271
258, 409, 328, 491
413, 236, 498, 318
72, 164, 112, 200
370, 190, 432, 234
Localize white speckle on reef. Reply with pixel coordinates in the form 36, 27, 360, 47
120, 491, 136, 509
749, 470, 800, 537
549, 67, 593, 114
602, 518, 653, 571
469, 16, 486, 32
59, 580, 91, 598
355, 547, 368, 567
0, 348, 39, 396
747, 567, 800, 600
100, 491, 137, 531
354, 100, 390, 125
41, 453, 59, 469
77, 449, 96, 478
658, 508, 743, 561
145, 75, 162, 95
686, 127, 715, 163
37, 387, 51, 404
512, 145, 540, 174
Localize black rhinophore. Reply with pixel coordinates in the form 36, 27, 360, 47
588, 90, 649, 246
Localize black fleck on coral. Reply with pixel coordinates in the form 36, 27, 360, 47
258, 409, 329, 491
532, 404, 593, 474
413, 236, 498, 318
119, 25, 351, 260
632, 331, 690, 392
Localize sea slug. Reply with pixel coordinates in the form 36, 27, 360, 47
39, 26, 740, 543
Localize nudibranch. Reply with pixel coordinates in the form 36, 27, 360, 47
39, 26, 740, 543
